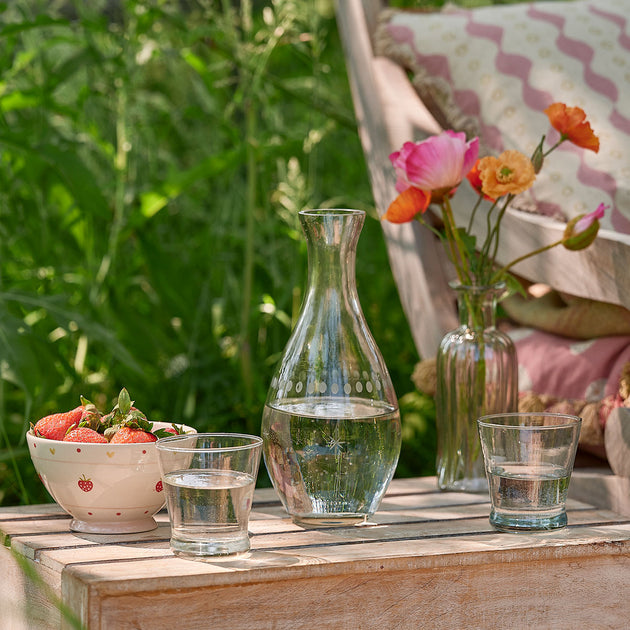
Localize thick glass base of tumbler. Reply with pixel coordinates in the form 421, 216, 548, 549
489, 509, 568, 532
292, 513, 369, 528
170, 534, 250, 558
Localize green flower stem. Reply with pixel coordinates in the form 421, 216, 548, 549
415, 215, 449, 244
422, 204, 465, 283
466, 194, 484, 234
478, 201, 500, 281
485, 195, 513, 264
491, 237, 565, 282
543, 137, 566, 157
443, 219, 467, 284
441, 196, 472, 283
474, 137, 568, 284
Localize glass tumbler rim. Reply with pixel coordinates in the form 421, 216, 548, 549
477, 412, 582, 430
299, 208, 365, 218
156, 432, 263, 453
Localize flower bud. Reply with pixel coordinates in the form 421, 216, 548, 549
531, 137, 545, 174
562, 203, 607, 250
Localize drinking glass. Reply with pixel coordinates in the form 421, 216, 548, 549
477, 413, 581, 531
157, 433, 262, 557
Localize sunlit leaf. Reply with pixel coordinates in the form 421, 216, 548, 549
0, 15, 69, 37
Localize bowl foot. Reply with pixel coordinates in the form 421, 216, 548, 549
69, 517, 158, 534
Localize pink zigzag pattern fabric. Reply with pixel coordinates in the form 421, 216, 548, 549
591, 6, 630, 52
387, 23, 506, 151
464, 17, 552, 113
377, 0, 630, 234
462, 10, 565, 217
526, 4, 629, 232
530, 7, 618, 100
387, 23, 505, 150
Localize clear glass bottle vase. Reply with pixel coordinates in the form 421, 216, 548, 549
436, 282, 518, 492
262, 209, 401, 527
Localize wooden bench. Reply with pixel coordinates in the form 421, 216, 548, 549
2, 476, 629, 629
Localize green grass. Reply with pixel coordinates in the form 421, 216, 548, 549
0, 0, 437, 506
0, 0, 543, 506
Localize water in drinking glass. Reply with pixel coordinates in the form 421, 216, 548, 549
164, 469, 256, 556
157, 433, 262, 558
488, 462, 571, 531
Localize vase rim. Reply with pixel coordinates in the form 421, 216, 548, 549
448, 280, 507, 291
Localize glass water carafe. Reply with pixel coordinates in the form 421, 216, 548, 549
262, 209, 401, 527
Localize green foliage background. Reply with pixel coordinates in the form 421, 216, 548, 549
0, 0, 445, 506
1, 0, 539, 506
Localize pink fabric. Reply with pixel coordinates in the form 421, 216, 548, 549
511, 328, 630, 401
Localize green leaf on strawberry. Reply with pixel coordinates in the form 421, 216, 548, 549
117, 388, 132, 416
152, 423, 186, 439
77, 395, 103, 431
99, 388, 153, 441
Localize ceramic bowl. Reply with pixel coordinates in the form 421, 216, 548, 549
27, 422, 196, 534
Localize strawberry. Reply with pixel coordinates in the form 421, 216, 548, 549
110, 427, 157, 444
33, 407, 84, 441
63, 427, 108, 443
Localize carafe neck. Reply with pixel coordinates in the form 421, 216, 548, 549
300, 209, 364, 302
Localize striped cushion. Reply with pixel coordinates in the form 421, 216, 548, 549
375, 0, 630, 234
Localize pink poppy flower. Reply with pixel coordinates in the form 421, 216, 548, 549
389, 131, 479, 196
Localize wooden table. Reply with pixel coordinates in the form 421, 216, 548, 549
2, 476, 629, 630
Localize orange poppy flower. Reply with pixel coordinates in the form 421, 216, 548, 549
544, 103, 600, 153
466, 160, 495, 201
477, 150, 536, 199
382, 187, 431, 223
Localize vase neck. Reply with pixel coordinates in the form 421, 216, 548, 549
453, 283, 503, 330
299, 209, 364, 303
